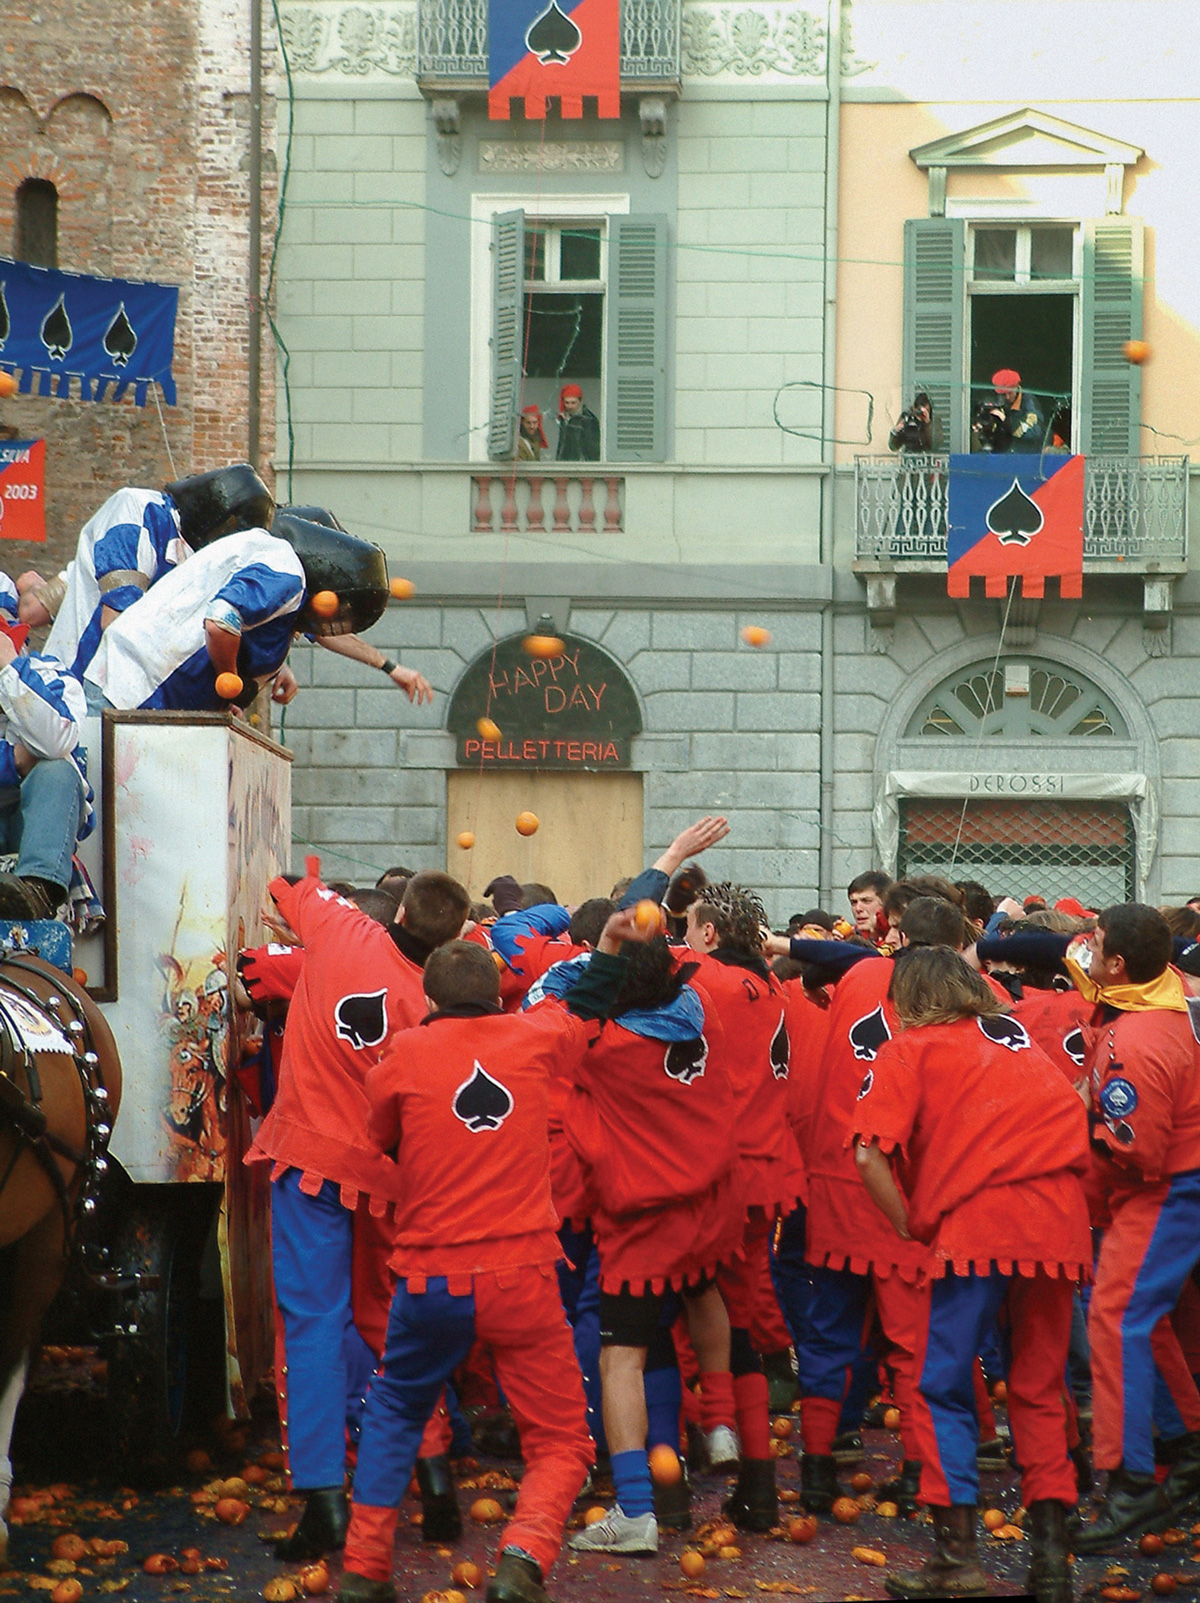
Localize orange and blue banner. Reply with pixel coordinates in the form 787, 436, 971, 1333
489, 0, 620, 119
0, 438, 45, 544
947, 454, 1084, 599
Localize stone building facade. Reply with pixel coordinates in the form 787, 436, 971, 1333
272, 0, 1198, 915
0, 0, 277, 574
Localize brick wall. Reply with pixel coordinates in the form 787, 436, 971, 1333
0, 0, 275, 579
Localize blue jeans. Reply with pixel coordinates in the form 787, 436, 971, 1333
0, 756, 82, 888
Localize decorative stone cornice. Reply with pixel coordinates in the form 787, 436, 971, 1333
278, 3, 417, 77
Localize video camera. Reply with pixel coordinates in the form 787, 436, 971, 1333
972, 401, 1013, 453
893, 410, 929, 450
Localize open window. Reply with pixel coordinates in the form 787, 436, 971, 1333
903, 215, 1143, 454
487, 208, 668, 463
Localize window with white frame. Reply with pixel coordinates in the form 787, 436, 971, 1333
521, 220, 607, 461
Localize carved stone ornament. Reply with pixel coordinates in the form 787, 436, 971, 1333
278, 2, 417, 77
432, 97, 461, 175
639, 96, 668, 178
478, 141, 625, 173
681, 3, 827, 78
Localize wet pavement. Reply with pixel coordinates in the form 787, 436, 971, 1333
8, 1356, 1199, 1603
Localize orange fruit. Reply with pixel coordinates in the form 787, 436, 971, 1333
214, 1496, 249, 1524
992, 1380, 1008, 1403
310, 590, 339, 617
772, 1416, 793, 1439
451, 1561, 483, 1588
832, 1497, 861, 1524
515, 811, 539, 837
680, 1550, 706, 1578
263, 1581, 298, 1603
476, 717, 502, 742
215, 671, 243, 699
1141, 1534, 1166, 1555
300, 1563, 331, 1596
1123, 340, 1151, 365
718, 1545, 742, 1560
852, 1547, 888, 1566
456, 831, 475, 850
876, 1501, 899, 1518
740, 624, 772, 648
787, 1515, 818, 1544
243, 1463, 269, 1486
850, 1472, 873, 1494
144, 1553, 179, 1574
0, 371, 17, 398
51, 1584, 83, 1603
649, 1444, 682, 1485
523, 633, 565, 659
184, 1448, 212, 1475
1164, 1529, 1188, 1546
1152, 1579, 1178, 1597
470, 1497, 504, 1523
983, 1508, 1007, 1531
51, 1534, 88, 1562
883, 1406, 902, 1430
390, 577, 416, 599
583, 1505, 609, 1526
634, 899, 662, 934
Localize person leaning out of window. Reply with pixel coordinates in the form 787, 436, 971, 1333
888, 392, 935, 453
517, 405, 547, 462
555, 384, 601, 462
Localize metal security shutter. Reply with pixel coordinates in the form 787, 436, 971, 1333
902, 218, 965, 452
898, 797, 1135, 907
1080, 218, 1144, 454
488, 209, 524, 461
605, 214, 668, 462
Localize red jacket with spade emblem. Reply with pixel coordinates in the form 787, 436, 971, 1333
366, 1004, 592, 1282
246, 875, 426, 1207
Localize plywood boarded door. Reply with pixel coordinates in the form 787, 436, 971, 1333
446, 771, 644, 907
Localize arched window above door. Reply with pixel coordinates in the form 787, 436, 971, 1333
907, 657, 1129, 740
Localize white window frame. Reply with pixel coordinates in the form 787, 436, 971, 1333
469, 192, 629, 463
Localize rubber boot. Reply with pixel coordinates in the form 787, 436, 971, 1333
723, 1458, 778, 1532
416, 1453, 462, 1543
654, 1468, 692, 1531
800, 1452, 843, 1515
1026, 1499, 1073, 1603
275, 1486, 348, 1560
1074, 1468, 1173, 1552
486, 1550, 552, 1603
336, 1576, 397, 1603
1162, 1431, 1200, 1513
878, 1459, 922, 1516
884, 1504, 990, 1598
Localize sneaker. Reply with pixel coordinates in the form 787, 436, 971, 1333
704, 1425, 741, 1471
569, 1507, 658, 1554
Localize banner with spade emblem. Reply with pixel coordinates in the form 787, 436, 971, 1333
946, 453, 1085, 600
489, 0, 620, 119
0, 257, 178, 406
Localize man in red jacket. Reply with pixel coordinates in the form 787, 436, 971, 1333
336, 909, 655, 1603
247, 869, 470, 1560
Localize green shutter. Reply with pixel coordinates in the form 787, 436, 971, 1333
902, 218, 965, 452
1080, 218, 1143, 454
488, 209, 524, 461
605, 214, 668, 462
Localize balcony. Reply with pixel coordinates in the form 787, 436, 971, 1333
471, 470, 624, 535
417, 0, 681, 91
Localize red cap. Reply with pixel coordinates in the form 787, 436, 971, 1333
520, 404, 548, 449
1054, 896, 1095, 919
558, 383, 583, 414
992, 368, 1021, 390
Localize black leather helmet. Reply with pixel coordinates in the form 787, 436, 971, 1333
165, 464, 274, 549
273, 504, 345, 533
272, 509, 388, 638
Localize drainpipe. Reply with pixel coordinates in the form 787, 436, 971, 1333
817, 0, 841, 907
248, 0, 263, 467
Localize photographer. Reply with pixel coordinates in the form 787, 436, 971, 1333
972, 367, 1045, 454
888, 392, 935, 453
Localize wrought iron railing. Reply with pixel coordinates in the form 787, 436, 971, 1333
854, 455, 1189, 566
418, 0, 680, 83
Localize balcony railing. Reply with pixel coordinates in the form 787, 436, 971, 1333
854, 455, 1189, 569
472, 471, 624, 535
418, 0, 680, 87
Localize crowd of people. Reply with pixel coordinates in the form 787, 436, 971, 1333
231, 828, 1200, 1603
0, 463, 431, 922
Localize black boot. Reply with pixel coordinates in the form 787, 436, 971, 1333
1074, 1468, 1173, 1552
878, 1459, 922, 1516
274, 1486, 348, 1560
885, 1504, 990, 1598
336, 1575, 397, 1603
723, 1457, 778, 1532
1069, 1441, 1093, 1497
833, 1431, 864, 1465
800, 1451, 843, 1515
763, 1349, 798, 1415
654, 1468, 692, 1531
1026, 1499, 1072, 1603
487, 1549, 552, 1603
416, 1453, 462, 1543
1162, 1431, 1200, 1512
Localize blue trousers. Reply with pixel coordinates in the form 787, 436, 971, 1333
771, 1207, 874, 1432
557, 1223, 606, 1454
0, 756, 82, 888
272, 1170, 377, 1488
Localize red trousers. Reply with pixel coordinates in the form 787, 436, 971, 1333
910, 1268, 1076, 1509
717, 1209, 792, 1355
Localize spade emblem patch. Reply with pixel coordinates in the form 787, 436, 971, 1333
978, 1014, 1030, 1052
103, 303, 138, 367
40, 294, 73, 361
770, 1012, 790, 1080
525, 0, 582, 64
453, 1061, 515, 1132
848, 1005, 891, 1062
1062, 1026, 1086, 1067
986, 479, 1044, 547
664, 1036, 708, 1085
334, 988, 388, 1050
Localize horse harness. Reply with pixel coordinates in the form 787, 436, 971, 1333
0, 956, 114, 1250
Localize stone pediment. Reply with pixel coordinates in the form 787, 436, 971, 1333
910, 108, 1143, 172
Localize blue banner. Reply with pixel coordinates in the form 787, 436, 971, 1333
0, 257, 178, 406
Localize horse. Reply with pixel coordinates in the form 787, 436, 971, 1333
0, 953, 121, 1565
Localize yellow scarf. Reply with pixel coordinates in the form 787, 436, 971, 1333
1065, 951, 1189, 1014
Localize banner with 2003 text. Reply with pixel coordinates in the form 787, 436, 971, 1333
0, 439, 45, 543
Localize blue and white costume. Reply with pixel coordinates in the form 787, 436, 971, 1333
86, 529, 306, 712
45, 488, 190, 678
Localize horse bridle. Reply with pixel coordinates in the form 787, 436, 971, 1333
0, 956, 114, 1257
